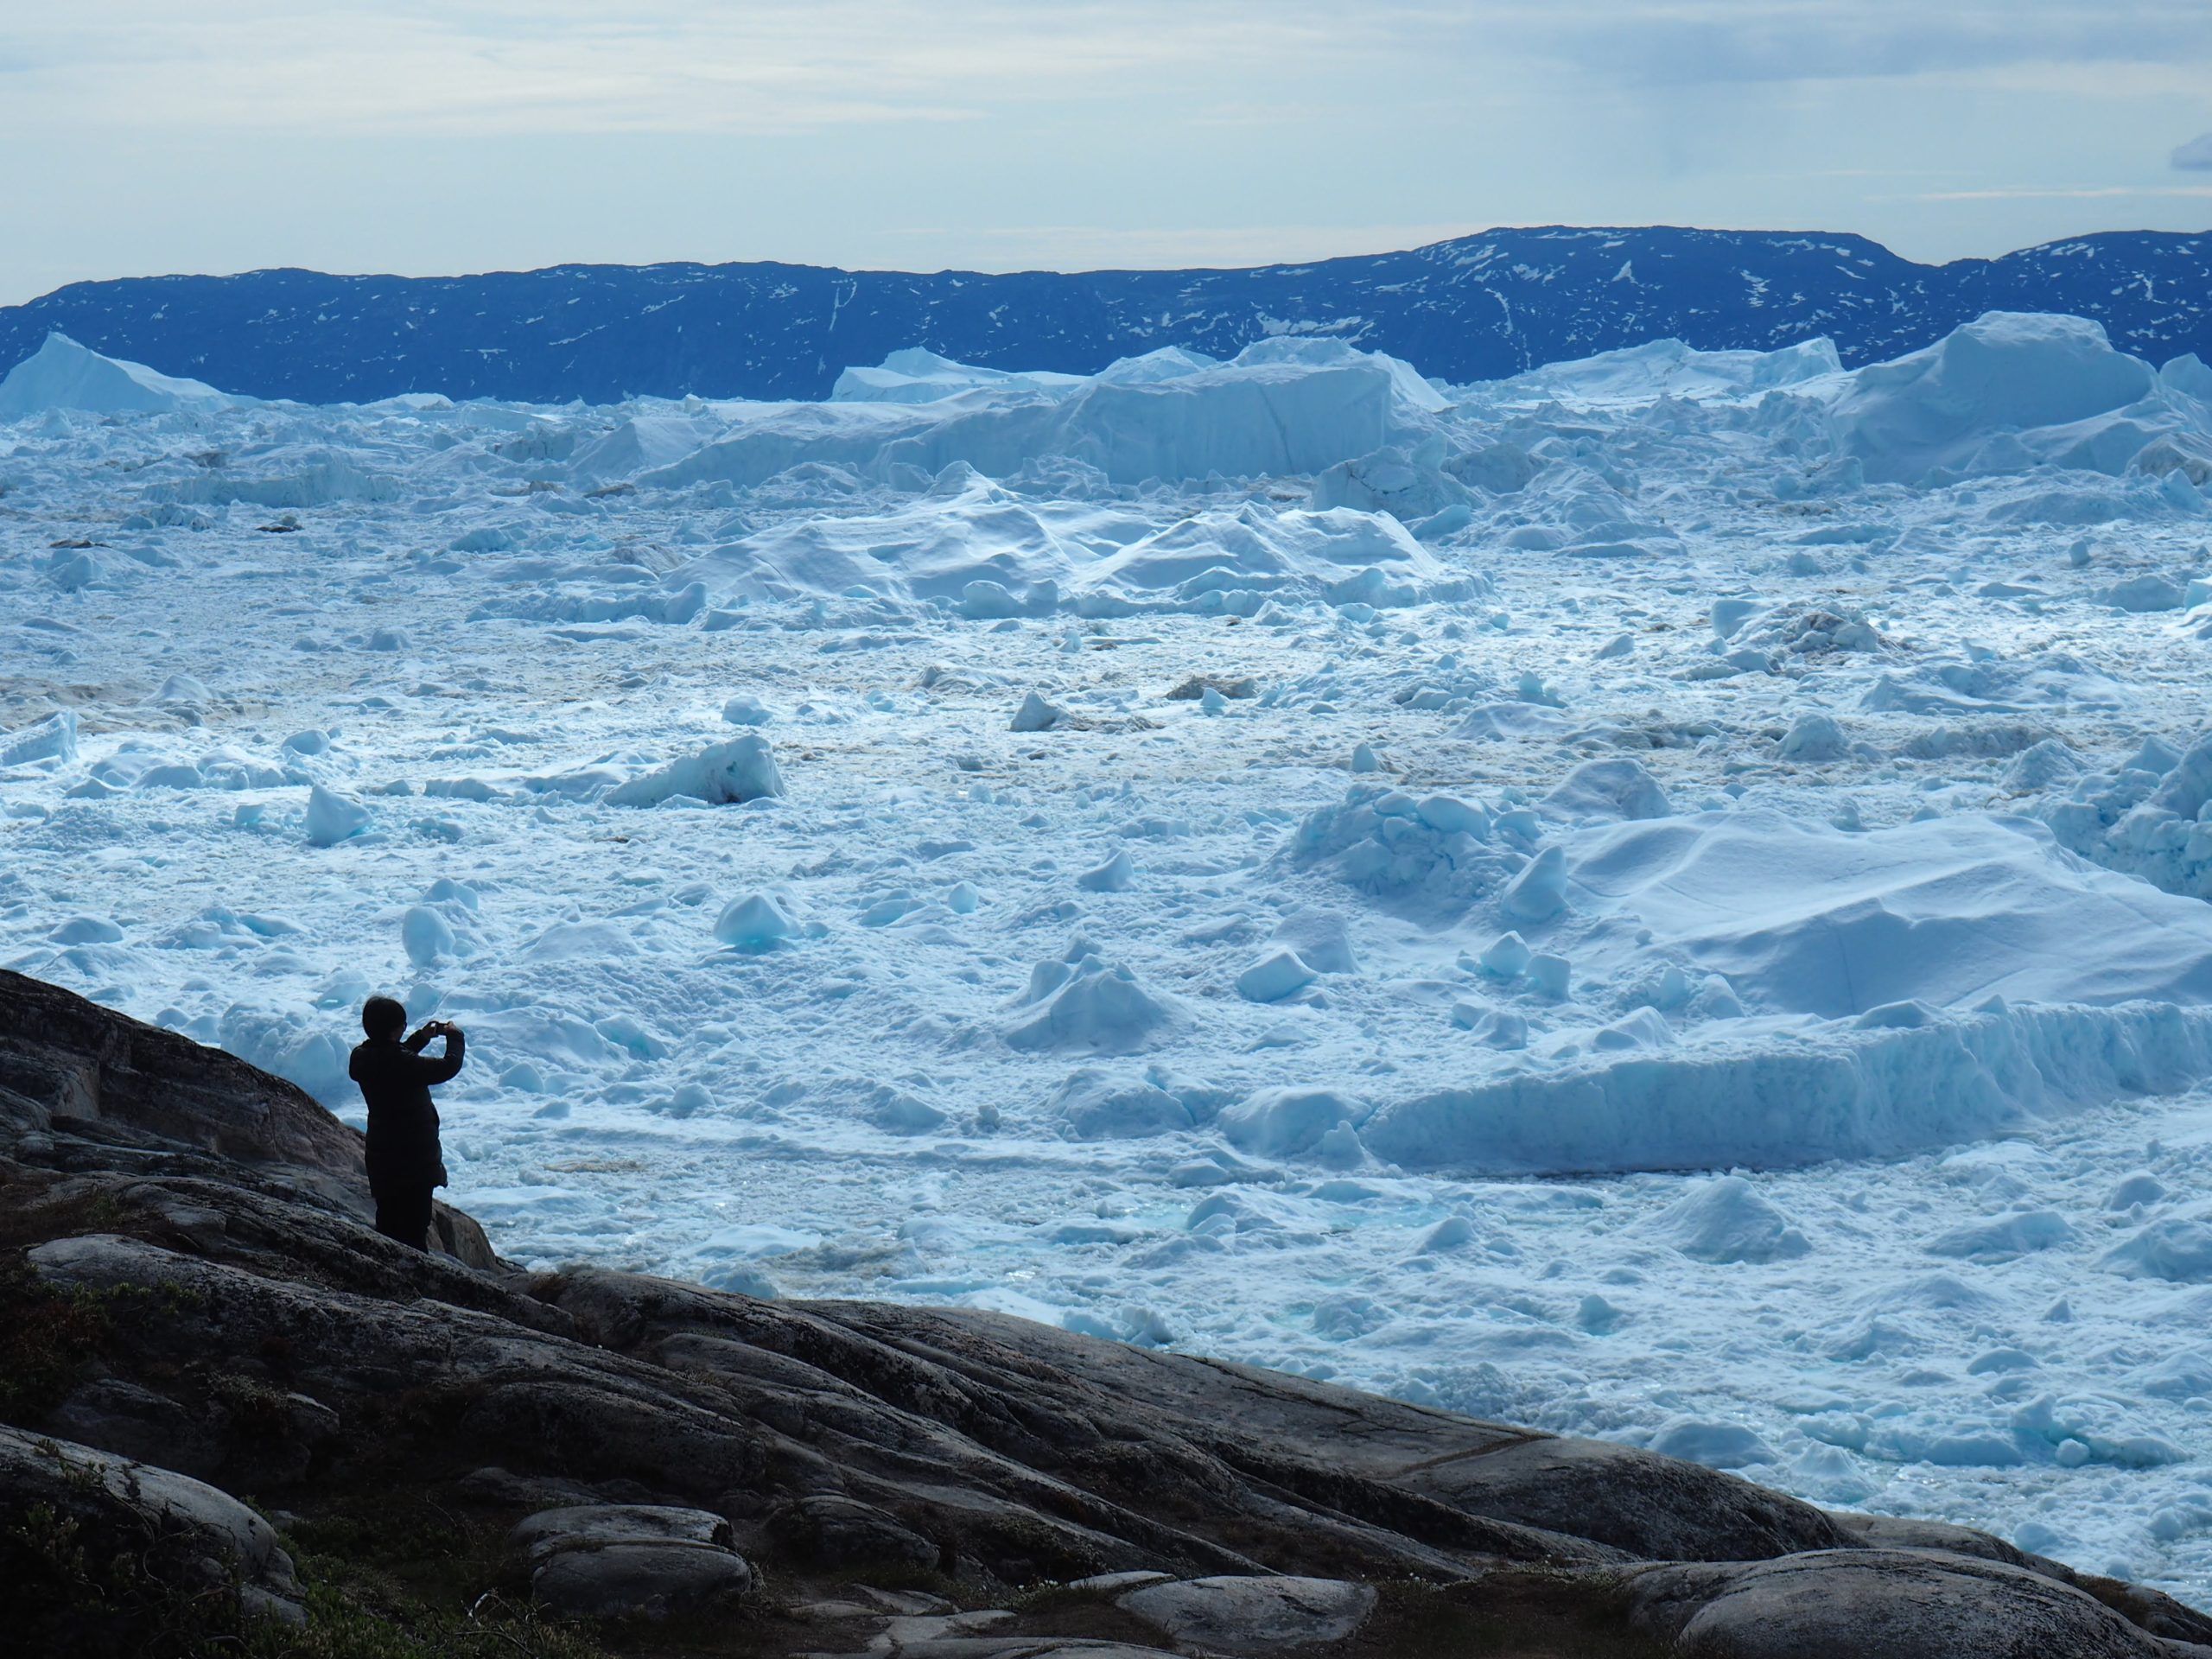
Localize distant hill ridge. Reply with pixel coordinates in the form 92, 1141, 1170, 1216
2, 224, 2207, 406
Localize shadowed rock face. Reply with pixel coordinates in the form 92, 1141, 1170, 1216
0, 965, 496, 1267
0, 966, 363, 1178
1, 968, 2209, 1658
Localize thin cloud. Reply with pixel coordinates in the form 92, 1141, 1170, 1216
1485, 1, 2212, 86
2176, 132, 2212, 170
1913, 185, 2212, 202
0, 3, 1354, 135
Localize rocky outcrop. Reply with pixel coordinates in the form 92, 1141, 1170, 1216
0, 966, 495, 1266
0, 1421, 305, 1640
512, 1503, 753, 1619
2, 967, 2208, 1658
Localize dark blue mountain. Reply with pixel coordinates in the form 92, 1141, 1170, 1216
2, 225, 2206, 405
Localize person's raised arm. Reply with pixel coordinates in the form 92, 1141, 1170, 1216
404, 1022, 466, 1084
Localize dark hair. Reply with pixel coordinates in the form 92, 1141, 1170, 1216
361, 995, 407, 1039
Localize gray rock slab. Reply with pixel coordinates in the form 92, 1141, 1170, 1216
1398, 1432, 1847, 1562
772, 1492, 941, 1570
1118, 1575, 1377, 1654
512, 1501, 732, 1563
0, 1422, 302, 1624
881, 1610, 1016, 1643
531, 1540, 752, 1620
1065, 1570, 1173, 1594
851, 1585, 956, 1613
1630, 1548, 2171, 1659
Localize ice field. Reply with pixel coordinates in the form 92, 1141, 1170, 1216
11, 313, 2212, 1593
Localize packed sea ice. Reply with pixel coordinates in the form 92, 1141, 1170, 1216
8, 313, 2212, 1593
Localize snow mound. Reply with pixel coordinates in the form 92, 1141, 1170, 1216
0, 711, 78, 768
1827, 313, 2161, 485
303, 785, 370, 848
2036, 728, 2212, 898
1475, 335, 1842, 406
1362, 1000, 2212, 1175
1006, 941, 1176, 1053
1541, 759, 1671, 823
714, 893, 797, 949
641, 338, 1446, 490
1219, 1087, 1370, 1157
832, 347, 1086, 404
1081, 504, 1452, 613
607, 735, 784, 807
1653, 1177, 1811, 1263
1292, 785, 1513, 910
1567, 810, 2212, 1016
0, 334, 238, 418
1047, 1069, 1197, 1139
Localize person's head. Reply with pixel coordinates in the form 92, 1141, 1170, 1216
361, 996, 407, 1040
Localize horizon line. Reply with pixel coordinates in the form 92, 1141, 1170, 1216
8, 220, 2210, 308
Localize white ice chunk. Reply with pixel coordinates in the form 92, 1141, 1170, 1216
1077, 849, 1135, 892
1011, 691, 1065, 733
1500, 846, 1567, 922
714, 893, 796, 949
0, 333, 239, 416
1236, 949, 1317, 1003
1541, 759, 1669, 823
400, 906, 454, 967
304, 785, 371, 848
607, 734, 784, 807
1270, 906, 1358, 974
1478, 931, 1533, 979
1218, 1087, 1370, 1157
1780, 713, 1848, 762
0, 710, 77, 767
1654, 1176, 1811, 1264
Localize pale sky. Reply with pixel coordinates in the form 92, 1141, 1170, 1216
3, 1, 2209, 305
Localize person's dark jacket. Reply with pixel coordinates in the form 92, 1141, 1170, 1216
347, 1027, 463, 1193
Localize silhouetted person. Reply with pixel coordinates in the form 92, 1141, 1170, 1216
347, 996, 463, 1250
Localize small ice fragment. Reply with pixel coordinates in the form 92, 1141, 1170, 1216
1516, 670, 1560, 705
0, 710, 79, 766
304, 785, 371, 847
1237, 949, 1318, 1003
1712, 597, 1759, 639
401, 906, 454, 967
1779, 713, 1847, 762
1527, 953, 1572, 998
1478, 931, 1532, 978
1418, 1216, 1476, 1253
1414, 794, 1489, 838
1470, 1009, 1528, 1048
1077, 849, 1135, 892
1501, 846, 1567, 922
1011, 691, 1065, 733
1578, 1294, 1628, 1333
608, 734, 783, 806
715, 893, 796, 949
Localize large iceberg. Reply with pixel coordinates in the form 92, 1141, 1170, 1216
0, 333, 239, 418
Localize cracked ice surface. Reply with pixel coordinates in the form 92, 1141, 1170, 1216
10, 319, 2212, 1595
